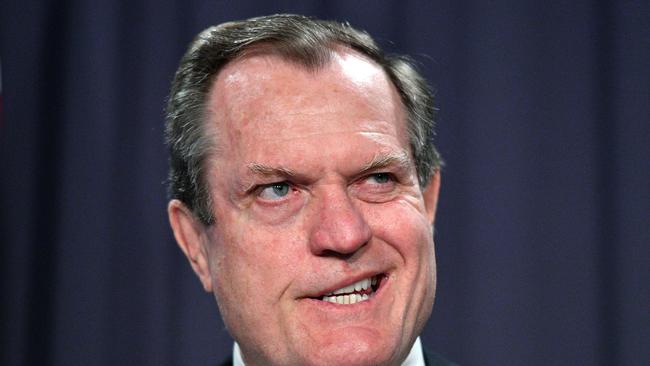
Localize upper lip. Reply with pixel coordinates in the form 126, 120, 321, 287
304, 271, 384, 299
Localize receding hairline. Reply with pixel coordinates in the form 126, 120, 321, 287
201, 41, 406, 139
200, 42, 365, 133
231, 40, 335, 70
209, 41, 386, 92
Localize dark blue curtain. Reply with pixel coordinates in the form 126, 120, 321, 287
1, 1, 648, 365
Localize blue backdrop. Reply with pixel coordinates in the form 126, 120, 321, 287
1, 1, 648, 365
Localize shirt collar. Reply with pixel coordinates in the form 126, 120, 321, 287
233, 337, 425, 366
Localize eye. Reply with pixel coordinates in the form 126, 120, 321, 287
367, 172, 394, 185
354, 172, 398, 203
258, 182, 291, 200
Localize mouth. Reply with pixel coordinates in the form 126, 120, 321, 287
310, 274, 387, 305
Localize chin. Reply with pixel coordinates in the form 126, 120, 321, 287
295, 328, 405, 366
304, 350, 402, 366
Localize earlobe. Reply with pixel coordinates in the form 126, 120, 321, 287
168, 199, 213, 292
423, 171, 441, 225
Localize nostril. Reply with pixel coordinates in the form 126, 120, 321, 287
319, 249, 358, 259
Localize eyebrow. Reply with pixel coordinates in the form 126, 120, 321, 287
243, 150, 412, 185
358, 150, 412, 176
247, 163, 298, 178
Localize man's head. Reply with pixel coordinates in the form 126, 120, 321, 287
166, 14, 442, 365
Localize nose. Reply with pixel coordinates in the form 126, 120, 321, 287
308, 187, 372, 257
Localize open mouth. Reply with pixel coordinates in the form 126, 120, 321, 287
313, 274, 386, 305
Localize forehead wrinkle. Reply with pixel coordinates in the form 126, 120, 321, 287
213, 50, 401, 120
250, 128, 398, 143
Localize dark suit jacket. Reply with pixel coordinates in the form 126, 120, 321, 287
218, 349, 457, 366
423, 349, 458, 366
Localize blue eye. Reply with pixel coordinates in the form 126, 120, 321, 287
259, 182, 290, 200
369, 173, 392, 184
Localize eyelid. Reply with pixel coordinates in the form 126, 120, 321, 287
255, 180, 289, 193
245, 179, 285, 194
373, 171, 396, 178
359, 171, 398, 184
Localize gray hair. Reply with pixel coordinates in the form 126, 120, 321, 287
165, 14, 442, 225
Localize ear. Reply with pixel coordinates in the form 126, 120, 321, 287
168, 199, 213, 292
422, 171, 441, 225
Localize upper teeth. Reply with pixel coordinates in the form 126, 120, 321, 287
321, 276, 379, 305
326, 276, 376, 296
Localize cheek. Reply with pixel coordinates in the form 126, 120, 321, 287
206, 220, 309, 350
365, 200, 433, 257
208, 214, 307, 305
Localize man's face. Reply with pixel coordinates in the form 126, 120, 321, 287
174, 49, 439, 365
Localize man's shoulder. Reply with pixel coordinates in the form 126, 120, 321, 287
217, 355, 233, 366
423, 349, 458, 366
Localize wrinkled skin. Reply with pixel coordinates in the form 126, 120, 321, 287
168, 48, 440, 366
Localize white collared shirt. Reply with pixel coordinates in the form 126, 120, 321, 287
233, 336, 425, 366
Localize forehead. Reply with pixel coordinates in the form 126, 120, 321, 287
205, 48, 408, 151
